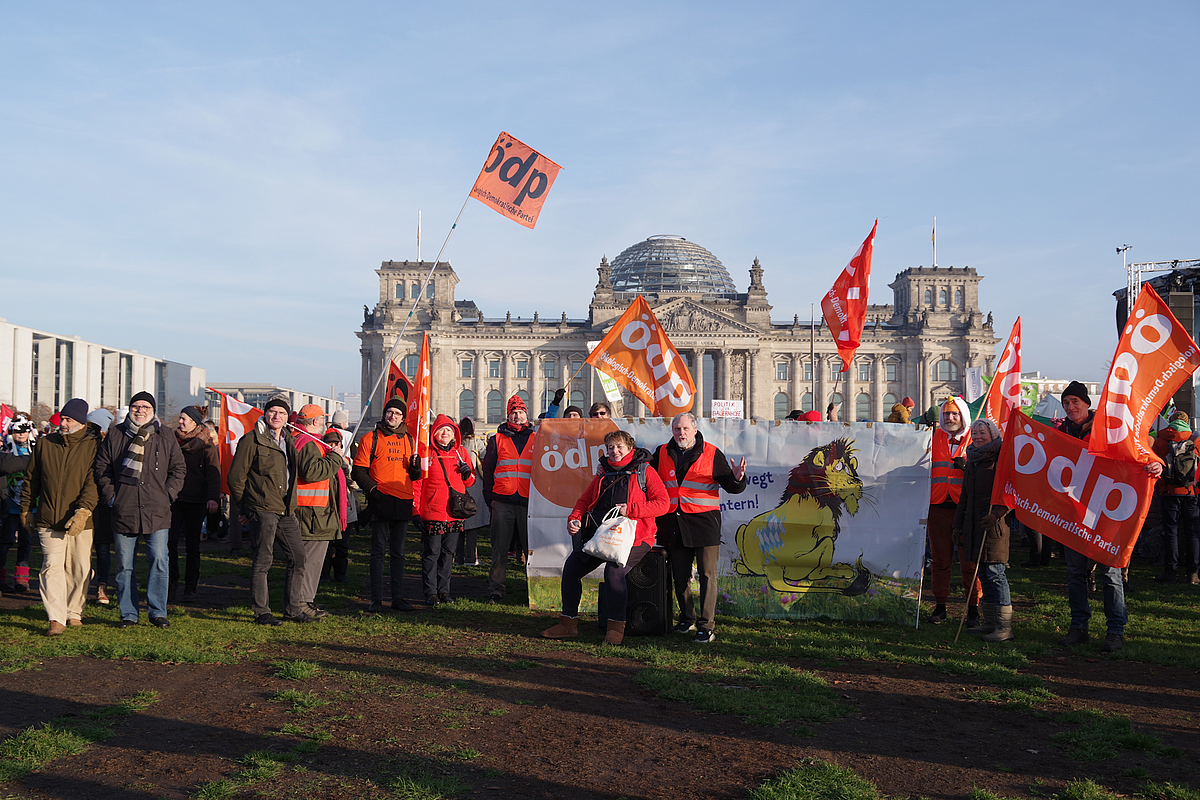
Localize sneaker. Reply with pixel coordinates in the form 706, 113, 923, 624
284, 611, 317, 623
693, 629, 715, 644
425, 596, 440, 607
254, 613, 281, 627
1102, 633, 1124, 653
392, 598, 416, 612
119, 619, 138, 629
673, 621, 696, 634
150, 617, 170, 629
1058, 628, 1089, 647
96, 584, 110, 605
306, 603, 329, 619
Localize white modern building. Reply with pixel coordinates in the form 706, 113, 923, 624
0, 318, 206, 422
205, 384, 344, 418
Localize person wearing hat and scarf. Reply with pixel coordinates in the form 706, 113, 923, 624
1152, 416, 1199, 585
953, 418, 1015, 641
925, 396, 981, 626
481, 395, 535, 603
420, 415, 475, 605
1054, 381, 1160, 652
21, 399, 97, 635
168, 405, 220, 603
95, 391, 186, 628
352, 397, 422, 612
291, 404, 348, 620
1, 413, 36, 592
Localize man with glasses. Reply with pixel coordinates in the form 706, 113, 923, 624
96, 392, 186, 629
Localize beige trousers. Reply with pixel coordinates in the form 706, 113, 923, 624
38, 527, 94, 624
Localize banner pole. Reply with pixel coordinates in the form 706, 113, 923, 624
954, 533, 988, 643
351, 196, 471, 446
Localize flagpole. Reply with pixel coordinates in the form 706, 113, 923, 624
810, 303, 816, 412
351, 196, 471, 446
932, 216, 937, 268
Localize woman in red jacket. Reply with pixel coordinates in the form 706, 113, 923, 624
542, 430, 670, 645
420, 415, 476, 605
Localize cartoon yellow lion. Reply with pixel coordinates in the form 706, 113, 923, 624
733, 438, 871, 595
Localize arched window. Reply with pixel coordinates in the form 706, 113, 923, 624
410, 284, 420, 299
516, 389, 530, 409
540, 388, 554, 414
933, 359, 959, 381
830, 392, 843, 411
486, 390, 503, 424
394, 284, 404, 299
774, 392, 789, 420
801, 392, 814, 412
856, 393, 871, 421
924, 289, 933, 304
939, 289, 948, 305
426, 284, 435, 299
884, 392, 899, 408
458, 390, 475, 421
954, 288, 963, 306
570, 390, 585, 407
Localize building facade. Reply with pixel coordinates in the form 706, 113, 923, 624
205, 384, 344, 419
357, 236, 1001, 426
0, 318, 205, 422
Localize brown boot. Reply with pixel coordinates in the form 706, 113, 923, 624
981, 605, 1014, 642
47, 621, 66, 637
541, 615, 579, 639
605, 620, 626, 645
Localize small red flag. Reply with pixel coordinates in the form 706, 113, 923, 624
821, 221, 877, 371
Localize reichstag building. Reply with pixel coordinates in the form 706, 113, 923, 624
357, 235, 1000, 426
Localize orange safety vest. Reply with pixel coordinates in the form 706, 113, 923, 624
656, 442, 720, 513
293, 431, 331, 507
493, 432, 534, 498
930, 428, 970, 505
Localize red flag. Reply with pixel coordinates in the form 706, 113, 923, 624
406, 334, 432, 515
386, 360, 413, 404
993, 411, 1152, 569
470, 132, 563, 229
0, 404, 12, 436
981, 318, 1022, 429
821, 220, 877, 370
1089, 284, 1200, 464
585, 296, 695, 417
209, 388, 263, 495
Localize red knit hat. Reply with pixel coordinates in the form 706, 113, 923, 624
901, 397, 915, 409
507, 395, 527, 414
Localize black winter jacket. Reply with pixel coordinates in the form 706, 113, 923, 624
95, 419, 187, 536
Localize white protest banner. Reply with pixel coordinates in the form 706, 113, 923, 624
965, 367, 984, 402
526, 418, 932, 626
711, 400, 743, 419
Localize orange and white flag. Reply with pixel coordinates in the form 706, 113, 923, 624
586, 296, 694, 417
821, 220, 877, 370
406, 333, 432, 470
470, 132, 562, 229
1089, 284, 1200, 464
981, 318, 1023, 429
209, 387, 263, 495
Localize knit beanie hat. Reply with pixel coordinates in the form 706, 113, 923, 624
264, 396, 290, 414
60, 398, 89, 425
331, 409, 350, 428
130, 391, 156, 411
1061, 381, 1091, 407
383, 397, 406, 415
181, 406, 205, 427
459, 417, 475, 438
901, 396, 915, 409
507, 395, 527, 415
87, 408, 115, 431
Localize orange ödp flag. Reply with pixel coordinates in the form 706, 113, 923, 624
993, 411, 1153, 569
470, 132, 563, 229
407, 333, 432, 470
981, 318, 1023, 429
586, 296, 695, 417
821, 220, 877, 370
1089, 284, 1200, 464
209, 387, 263, 495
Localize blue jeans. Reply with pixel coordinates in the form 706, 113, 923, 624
981, 563, 1011, 606
1064, 546, 1126, 635
113, 529, 169, 622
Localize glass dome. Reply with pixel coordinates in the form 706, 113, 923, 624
609, 235, 738, 296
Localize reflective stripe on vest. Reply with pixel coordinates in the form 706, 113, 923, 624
493, 433, 534, 498
294, 431, 331, 507
656, 442, 720, 513
929, 429, 969, 505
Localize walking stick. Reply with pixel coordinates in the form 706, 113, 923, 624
953, 524, 990, 644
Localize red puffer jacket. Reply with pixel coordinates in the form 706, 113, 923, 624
569, 448, 671, 548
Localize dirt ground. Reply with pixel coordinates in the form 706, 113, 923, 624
0, 546, 1197, 800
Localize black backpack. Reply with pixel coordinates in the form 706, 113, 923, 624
1162, 438, 1198, 486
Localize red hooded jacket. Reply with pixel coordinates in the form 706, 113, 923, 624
421, 414, 477, 523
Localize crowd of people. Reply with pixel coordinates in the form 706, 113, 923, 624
0, 379, 1191, 648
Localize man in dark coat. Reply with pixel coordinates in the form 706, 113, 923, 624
653, 413, 747, 644
95, 392, 186, 628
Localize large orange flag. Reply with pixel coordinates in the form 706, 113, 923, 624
586, 296, 695, 417
1089, 284, 1200, 464
406, 333, 432, 470
470, 132, 563, 229
821, 220, 877, 371
386, 359, 412, 403
981, 318, 1022, 429
209, 388, 263, 495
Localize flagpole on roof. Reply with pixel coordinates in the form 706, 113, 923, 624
932, 216, 937, 268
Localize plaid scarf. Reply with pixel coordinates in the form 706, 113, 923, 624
119, 417, 155, 486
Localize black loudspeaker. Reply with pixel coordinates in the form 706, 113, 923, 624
625, 548, 673, 636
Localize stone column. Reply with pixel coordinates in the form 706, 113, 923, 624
692, 348, 705, 417
842, 356, 855, 421
872, 354, 884, 421
790, 354, 804, 413
531, 353, 543, 415
473, 352, 486, 421
746, 350, 757, 418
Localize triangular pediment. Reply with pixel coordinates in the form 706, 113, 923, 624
597, 298, 761, 337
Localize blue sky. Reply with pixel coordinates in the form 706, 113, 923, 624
2, 2, 1197, 400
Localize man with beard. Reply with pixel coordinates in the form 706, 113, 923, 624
291, 404, 348, 618
352, 397, 421, 613
1055, 381, 1159, 652
654, 413, 747, 644
926, 396, 979, 627
481, 395, 535, 603
96, 392, 186, 629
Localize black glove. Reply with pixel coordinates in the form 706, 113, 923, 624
407, 454, 422, 479
552, 387, 566, 405
952, 456, 966, 470
456, 461, 472, 478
